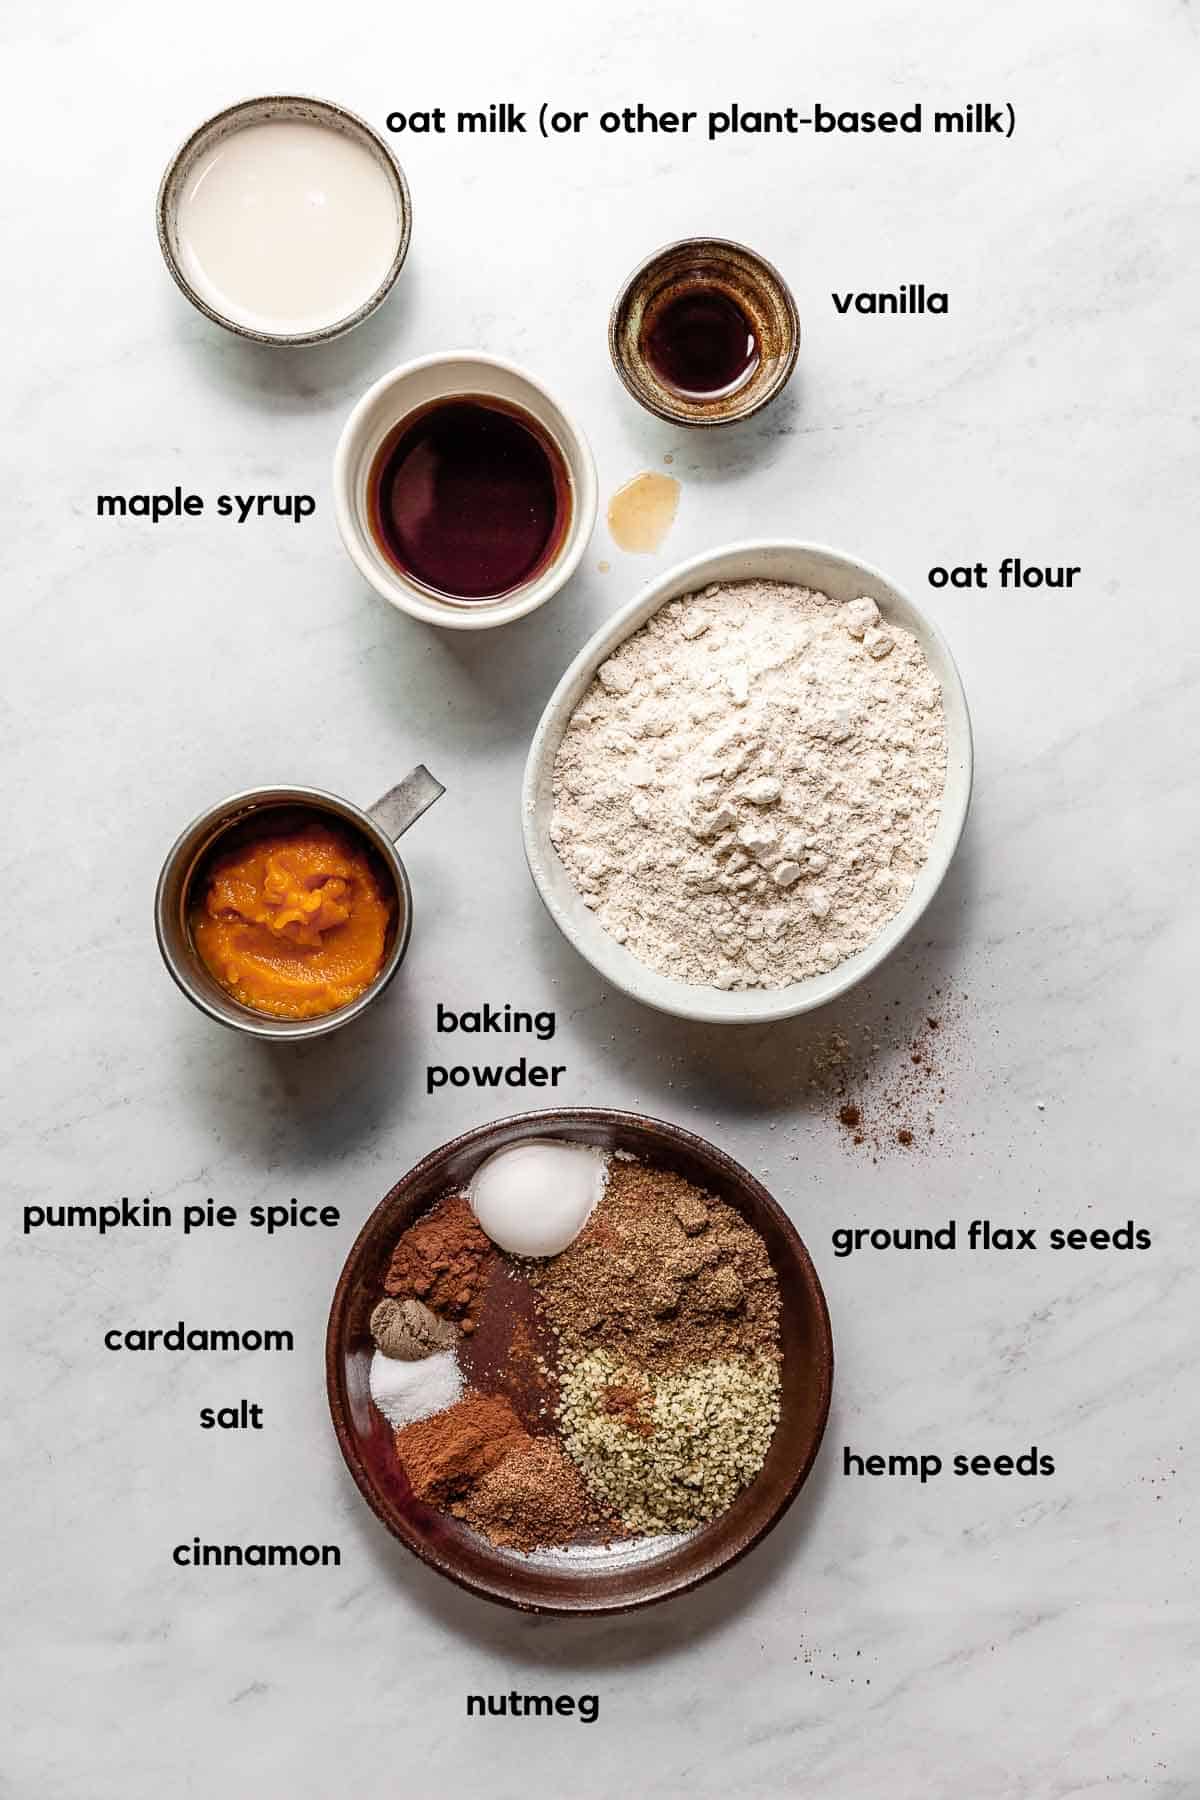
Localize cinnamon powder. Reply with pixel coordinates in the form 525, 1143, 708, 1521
394, 1391, 528, 1506
601, 1381, 655, 1437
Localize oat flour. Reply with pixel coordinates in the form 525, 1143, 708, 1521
550, 579, 947, 990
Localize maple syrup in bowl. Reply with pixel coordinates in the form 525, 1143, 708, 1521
334, 354, 598, 630
369, 397, 571, 603
610, 238, 799, 427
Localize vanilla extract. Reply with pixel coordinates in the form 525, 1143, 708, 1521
642, 282, 759, 397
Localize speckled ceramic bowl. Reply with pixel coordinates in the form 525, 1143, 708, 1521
609, 237, 799, 426
326, 1109, 833, 1614
156, 94, 412, 346
523, 540, 973, 1025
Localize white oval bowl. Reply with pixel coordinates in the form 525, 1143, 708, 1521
333, 352, 598, 631
522, 540, 973, 1024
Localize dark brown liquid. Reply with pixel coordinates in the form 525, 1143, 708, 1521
642, 284, 759, 398
369, 397, 571, 602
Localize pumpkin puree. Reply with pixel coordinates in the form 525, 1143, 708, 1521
193, 820, 392, 1020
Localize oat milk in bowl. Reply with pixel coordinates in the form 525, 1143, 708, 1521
523, 542, 972, 1024
158, 97, 411, 344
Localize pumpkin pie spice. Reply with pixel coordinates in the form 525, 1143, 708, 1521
383, 1192, 494, 1331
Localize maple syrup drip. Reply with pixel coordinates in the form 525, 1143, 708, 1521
607, 472, 680, 554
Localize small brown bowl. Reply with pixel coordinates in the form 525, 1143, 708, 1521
609, 237, 800, 427
326, 1108, 833, 1614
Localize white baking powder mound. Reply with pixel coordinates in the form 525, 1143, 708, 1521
469, 1139, 608, 1256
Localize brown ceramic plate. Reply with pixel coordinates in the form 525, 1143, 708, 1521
326, 1109, 833, 1613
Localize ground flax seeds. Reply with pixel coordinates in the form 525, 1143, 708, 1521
530, 1160, 780, 1369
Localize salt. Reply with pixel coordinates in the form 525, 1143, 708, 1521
369, 1348, 462, 1428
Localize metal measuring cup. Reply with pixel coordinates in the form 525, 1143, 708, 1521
154, 766, 444, 1040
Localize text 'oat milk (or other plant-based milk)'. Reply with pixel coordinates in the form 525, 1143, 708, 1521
177, 120, 399, 336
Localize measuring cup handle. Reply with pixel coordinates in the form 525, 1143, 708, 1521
368, 766, 445, 841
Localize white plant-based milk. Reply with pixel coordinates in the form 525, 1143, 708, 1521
177, 120, 400, 335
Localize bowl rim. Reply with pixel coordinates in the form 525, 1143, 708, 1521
608, 235, 801, 427
332, 350, 599, 631
325, 1107, 834, 1615
155, 92, 412, 347
522, 538, 974, 1024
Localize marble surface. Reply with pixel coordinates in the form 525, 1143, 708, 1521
3, 1, 1198, 1794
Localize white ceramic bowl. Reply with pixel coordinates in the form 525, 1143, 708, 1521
522, 540, 973, 1024
333, 352, 598, 630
